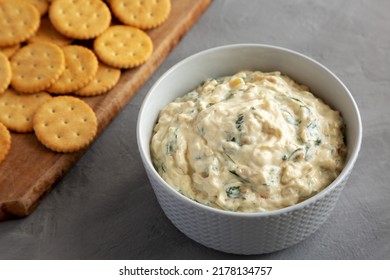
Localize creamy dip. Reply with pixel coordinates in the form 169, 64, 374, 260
151, 71, 346, 212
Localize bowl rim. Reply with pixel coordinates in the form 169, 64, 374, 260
137, 43, 363, 218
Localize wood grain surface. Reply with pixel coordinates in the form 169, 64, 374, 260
0, 0, 212, 220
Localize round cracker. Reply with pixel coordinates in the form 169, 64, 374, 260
0, 52, 12, 93
25, 0, 50, 16
0, 121, 11, 164
10, 42, 65, 94
49, 0, 111, 40
94, 25, 153, 69
28, 17, 73, 47
0, 88, 52, 133
33, 96, 98, 153
109, 0, 171, 30
0, 1, 40, 47
75, 62, 121, 97
48, 45, 98, 94
0, 44, 20, 58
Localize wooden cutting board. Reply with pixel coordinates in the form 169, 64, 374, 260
0, 0, 212, 220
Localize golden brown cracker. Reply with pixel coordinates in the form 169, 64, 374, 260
93, 25, 153, 69
28, 17, 73, 47
33, 96, 98, 153
0, 52, 12, 93
0, 88, 52, 132
48, 45, 98, 94
0, 121, 11, 164
24, 0, 49, 16
75, 62, 121, 97
49, 0, 111, 40
109, 0, 171, 30
0, 1, 40, 47
10, 42, 65, 93
0, 44, 20, 58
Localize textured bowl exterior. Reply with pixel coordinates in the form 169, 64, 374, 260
137, 44, 362, 255
144, 163, 351, 255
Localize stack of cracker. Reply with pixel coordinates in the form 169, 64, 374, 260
0, 0, 171, 162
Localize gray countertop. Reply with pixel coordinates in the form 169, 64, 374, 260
1, 0, 389, 260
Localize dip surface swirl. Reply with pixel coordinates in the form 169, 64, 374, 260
151, 71, 346, 212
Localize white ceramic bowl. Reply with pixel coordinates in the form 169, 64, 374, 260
137, 44, 362, 255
